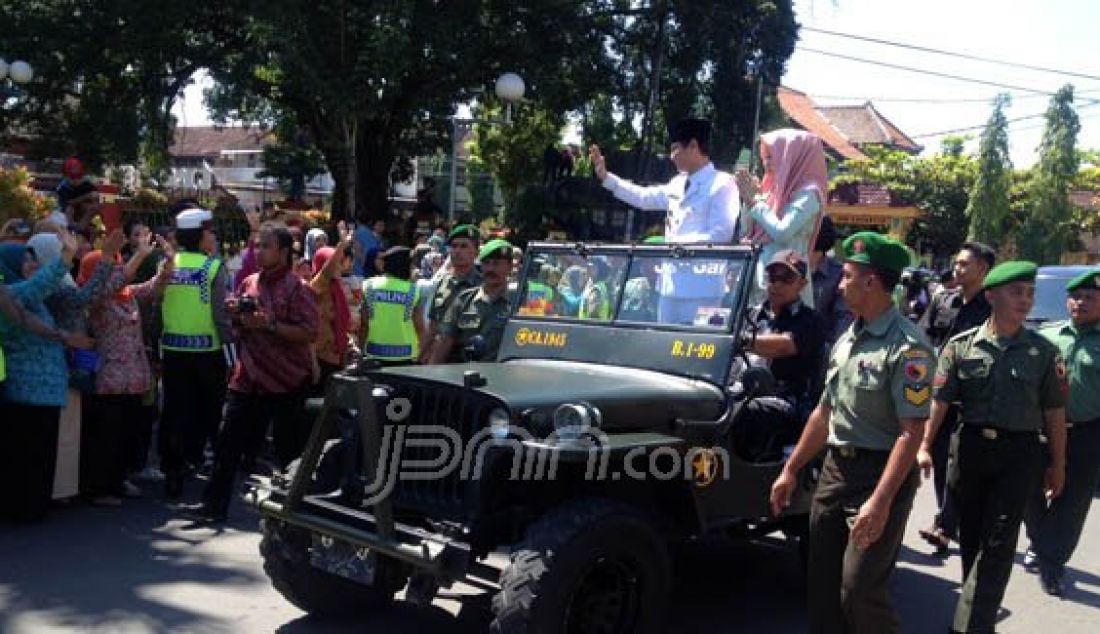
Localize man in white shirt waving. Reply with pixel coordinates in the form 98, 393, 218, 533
589, 118, 742, 324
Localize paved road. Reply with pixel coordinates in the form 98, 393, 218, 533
3, 475, 1100, 633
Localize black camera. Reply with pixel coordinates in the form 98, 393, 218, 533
238, 296, 258, 315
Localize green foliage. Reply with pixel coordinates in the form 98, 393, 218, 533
831, 140, 977, 259
966, 94, 1013, 247
0, 166, 53, 224
257, 136, 327, 200
0, 1, 246, 171
1018, 85, 1081, 264
469, 100, 564, 213
580, 1, 797, 165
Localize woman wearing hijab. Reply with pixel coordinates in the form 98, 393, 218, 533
27, 229, 128, 501
78, 232, 174, 506
304, 228, 328, 264
737, 129, 829, 306
0, 231, 81, 522
557, 265, 589, 317
308, 237, 356, 388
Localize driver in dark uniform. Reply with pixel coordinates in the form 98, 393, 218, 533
732, 249, 825, 461
430, 240, 516, 364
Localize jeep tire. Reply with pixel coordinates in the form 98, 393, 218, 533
491, 499, 670, 634
259, 519, 405, 617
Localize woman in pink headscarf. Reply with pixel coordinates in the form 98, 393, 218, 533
307, 235, 356, 389
737, 129, 829, 306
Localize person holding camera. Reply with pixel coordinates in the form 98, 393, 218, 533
186, 224, 318, 523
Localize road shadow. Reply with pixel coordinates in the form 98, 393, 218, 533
0, 496, 268, 632
275, 598, 490, 634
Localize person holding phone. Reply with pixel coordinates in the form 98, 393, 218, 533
736, 129, 829, 307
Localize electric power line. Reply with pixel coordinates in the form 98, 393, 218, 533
803, 27, 1100, 83
799, 48, 1061, 95
910, 100, 1100, 139
808, 92, 1073, 104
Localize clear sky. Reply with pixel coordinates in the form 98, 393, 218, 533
174, 0, 1100, 167
785, 0, 1100, 166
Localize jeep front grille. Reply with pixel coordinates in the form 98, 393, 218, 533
384, 380, 494, 520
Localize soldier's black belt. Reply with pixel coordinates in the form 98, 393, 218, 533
828, 445, 890, 460
960, 425, 1039, 441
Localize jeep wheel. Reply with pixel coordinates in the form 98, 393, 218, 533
491, 499, 670, 634
259, 519, 405, 616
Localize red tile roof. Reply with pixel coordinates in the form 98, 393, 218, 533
777, 86, 866, 161
817, 103, 922, 153
777, 87, 922, 159
170, 126, 273, 159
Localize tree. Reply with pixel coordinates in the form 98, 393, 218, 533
206, 0, 617, 221
579, 0, 798, 173
831, 140, 976, 260
470, 100, 564, 213
966, 93, 1013, 247
1017, 85, 1081, 264
0, 1, 247, 173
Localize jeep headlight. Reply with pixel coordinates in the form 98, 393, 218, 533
489, 408, 512, 440
552, 403, 601, 440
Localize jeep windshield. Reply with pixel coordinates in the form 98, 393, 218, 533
515, 243, 747, 332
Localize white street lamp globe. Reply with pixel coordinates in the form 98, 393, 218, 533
9, 60, 33, 84
495, 72, 525, 103
0, 59, 8, 80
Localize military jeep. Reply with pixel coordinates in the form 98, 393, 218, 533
249, 241, 817, 633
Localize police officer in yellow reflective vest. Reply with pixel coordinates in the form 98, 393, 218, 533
771, 231, 933, 634
360, 247, 425, 366
925, 261, 1067, 633
160, 207, 234, 498
431, 239, 515, 364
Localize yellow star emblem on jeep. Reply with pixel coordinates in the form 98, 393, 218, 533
691, 449, 719, 488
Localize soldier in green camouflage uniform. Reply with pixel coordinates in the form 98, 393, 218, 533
772, 231, 933, 634
430, 240, 515, 364
1024, 268, 1100, 597
419, 224, 482, 362
925, 260, 1067, 633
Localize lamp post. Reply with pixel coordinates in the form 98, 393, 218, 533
447, 72, 525, 222
0, 58, 34, 100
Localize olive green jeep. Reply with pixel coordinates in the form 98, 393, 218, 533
248, 241, 818, 633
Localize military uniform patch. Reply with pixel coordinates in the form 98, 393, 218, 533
904, 359, 929, 382
905, 385, 930, 406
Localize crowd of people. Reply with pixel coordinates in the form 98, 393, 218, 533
1, 116, 1097, 634
0, 178, 536, 526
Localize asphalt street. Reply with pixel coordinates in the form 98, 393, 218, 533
2, 474, 1099, 633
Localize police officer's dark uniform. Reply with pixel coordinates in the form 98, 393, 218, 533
734, 250, 826, 462
438, 240, 515, 363
933, 261, 1066, 633
807, 232, 934, 633
918, 262, 992, 553
1024, 269, 1100, 596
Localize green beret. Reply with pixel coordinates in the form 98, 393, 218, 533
841, 231, 910, 274
642, 235, 665, 245
982, 260, 1038, 290
448, 224, 481, 243
479, 238, 514, 261
1066, 269, 1100, 292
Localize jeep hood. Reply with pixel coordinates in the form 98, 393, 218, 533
376, 359, 726, 427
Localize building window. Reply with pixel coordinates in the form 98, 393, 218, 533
247, 153, 257, 168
